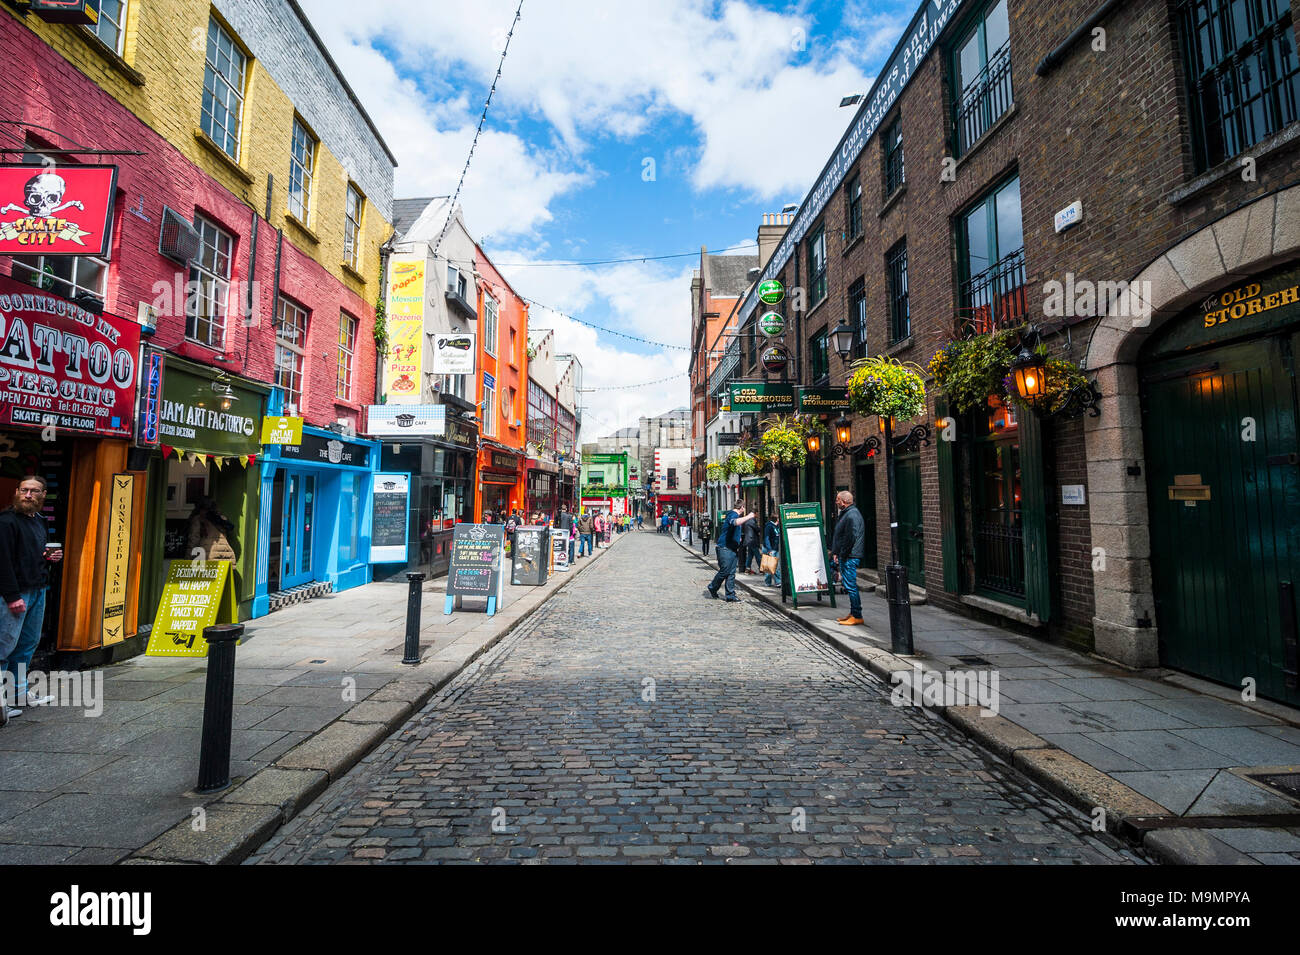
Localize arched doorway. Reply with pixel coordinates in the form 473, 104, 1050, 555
1084, 184, 1300, 705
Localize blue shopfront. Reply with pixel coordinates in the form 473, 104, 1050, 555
252, 414, 380, 616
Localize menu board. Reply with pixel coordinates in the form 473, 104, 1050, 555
511, 526, 550, 586
145, 560, 237, 657
371, 472, 410, 563
447, 523, 506, 599
779, 502, 836, 610
551, 528, 570, 572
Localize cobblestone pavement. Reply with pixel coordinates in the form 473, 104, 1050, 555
252, 533, 1146, 864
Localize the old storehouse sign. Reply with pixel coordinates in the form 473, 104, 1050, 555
0, 164, 117, 257
0, 276, 138, 438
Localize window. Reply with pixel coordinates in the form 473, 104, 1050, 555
952, 0, 1012, 156
811, 326, 830, 382
484, 295, 498, 357
959, 175, 1025, 335
275, 297, 309, 410
667, 468, 678, 490
447, 263, 468, 298
343, 184, 364, 270
884, 117, 905, 195
846, 173, 863, 240
288, 118, 316, 224
807, 225, 827, 307
201, 17, 247, 160
848, 278, 867, 359
510, 328, 517, 363
1179, 0, 1300, 171
337, 311, 358, 400
483, 381, 497, 437
886, 240, 910, 344
89, 0, 128, 54
187, 215, 233, 349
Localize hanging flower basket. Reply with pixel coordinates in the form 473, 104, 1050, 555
759, 416, 807, 468
723, 447, 755, 477
847, 355, 927, 421
927, 330, 1016, 414
705, 459, 726, 483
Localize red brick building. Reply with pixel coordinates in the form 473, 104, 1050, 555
725, 0, 1300, 704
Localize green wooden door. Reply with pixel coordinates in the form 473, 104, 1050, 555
1142, 335, 1300, 706
894, 452, 925, 587
855, 455, 878, 569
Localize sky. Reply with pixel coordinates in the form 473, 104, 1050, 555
305, 0, 916, 437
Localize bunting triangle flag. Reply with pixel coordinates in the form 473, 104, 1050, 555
160, 444, 173, 459
213, 456, 224, 471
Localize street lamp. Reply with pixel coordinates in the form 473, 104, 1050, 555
806, 433, 821, 455
829, 318, 855, 359
1010, 343, 1047, 404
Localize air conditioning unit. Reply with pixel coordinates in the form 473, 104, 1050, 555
159, 206, 201, 265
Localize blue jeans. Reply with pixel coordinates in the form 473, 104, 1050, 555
708, 545, 738, 598
842, 557, 861, 616
578, 533, 593, 556
568, 538, 576, 563
1, 587, 46, 701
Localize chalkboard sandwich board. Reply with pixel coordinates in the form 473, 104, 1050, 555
511, 525, 550, 586
444, 523, 506, 616
779, 502, 836, 610
551, 528, 570, 572
371, 472, 410, 564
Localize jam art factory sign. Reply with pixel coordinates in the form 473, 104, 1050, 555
0, 164, 117, 257
738, 0, 963, 329
0, 277, 138, 438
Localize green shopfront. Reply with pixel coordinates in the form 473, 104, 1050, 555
137, 354, 269, 632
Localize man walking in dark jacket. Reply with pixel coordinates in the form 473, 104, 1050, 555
0, 475, 62, 723
705, 497, 753, 602
830, 490, 866, 625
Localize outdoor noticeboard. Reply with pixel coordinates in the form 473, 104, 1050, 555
370, 473, 410, 563
145, 560, 238, 657
778, 502, 836, 610
551, 528, 570, 572
445, 523, 506, 616
511, 525, 550, 586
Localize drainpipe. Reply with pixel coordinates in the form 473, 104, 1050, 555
1035, 0, 1125, 76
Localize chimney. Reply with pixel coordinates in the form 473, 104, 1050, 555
756, 212, 792, 270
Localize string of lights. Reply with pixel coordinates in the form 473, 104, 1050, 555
430, 0, 524, 259
528, 300, 690, 351
578, 372, 687, 391
493, 240, 758, 267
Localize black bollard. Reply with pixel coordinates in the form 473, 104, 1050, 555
196, 623, 244, 793
402, 572, 426, 665
885, 564, 914, 655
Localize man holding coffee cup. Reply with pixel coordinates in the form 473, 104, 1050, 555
0, 475, 62, 723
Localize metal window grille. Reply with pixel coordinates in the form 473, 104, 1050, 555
884, 118, 905, 195
848, 278, 867, 359
847, 175, 863, 239
959, 246, 1026, 336
887, 241, 910, 343
954, 41, 1013, 156
1178, 0, 1300, 171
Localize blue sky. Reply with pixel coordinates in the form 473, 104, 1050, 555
308, 0, 915, 435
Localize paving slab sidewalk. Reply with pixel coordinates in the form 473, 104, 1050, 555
0, 532, 630, 865
674, 535, 1300, 865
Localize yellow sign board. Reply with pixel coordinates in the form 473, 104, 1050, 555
383, 256, 425, 403
260, 415, 304, 445
101, 473, 134, 647
145, 560, 238, 657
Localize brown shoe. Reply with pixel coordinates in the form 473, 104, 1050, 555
837, 615, 865, 626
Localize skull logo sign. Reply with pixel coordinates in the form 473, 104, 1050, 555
0, 173, 84, 219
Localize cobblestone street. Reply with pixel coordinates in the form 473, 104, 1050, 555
252, 534, 1145, 864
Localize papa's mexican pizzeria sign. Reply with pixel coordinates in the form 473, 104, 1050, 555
0, 276, 139, 438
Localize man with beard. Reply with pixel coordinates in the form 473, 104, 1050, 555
0, 475, 62, 723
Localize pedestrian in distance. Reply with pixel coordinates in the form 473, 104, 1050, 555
699, 513, 713, 556
741, 513, 761, 574
831, 490, 866, 626
0, 475, 62, 724
705, 496, 754, 602
559, 507, 576, 564
576, 509, 594, 557
762, 513, 782, 587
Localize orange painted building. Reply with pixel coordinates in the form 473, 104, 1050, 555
473, 245, 529, 521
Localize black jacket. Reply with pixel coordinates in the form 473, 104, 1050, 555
742, 519, 760, 548
0, 508, 49, 603
831, 505, 865, 561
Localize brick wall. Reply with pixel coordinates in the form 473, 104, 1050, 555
761, 0, 1300, 640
